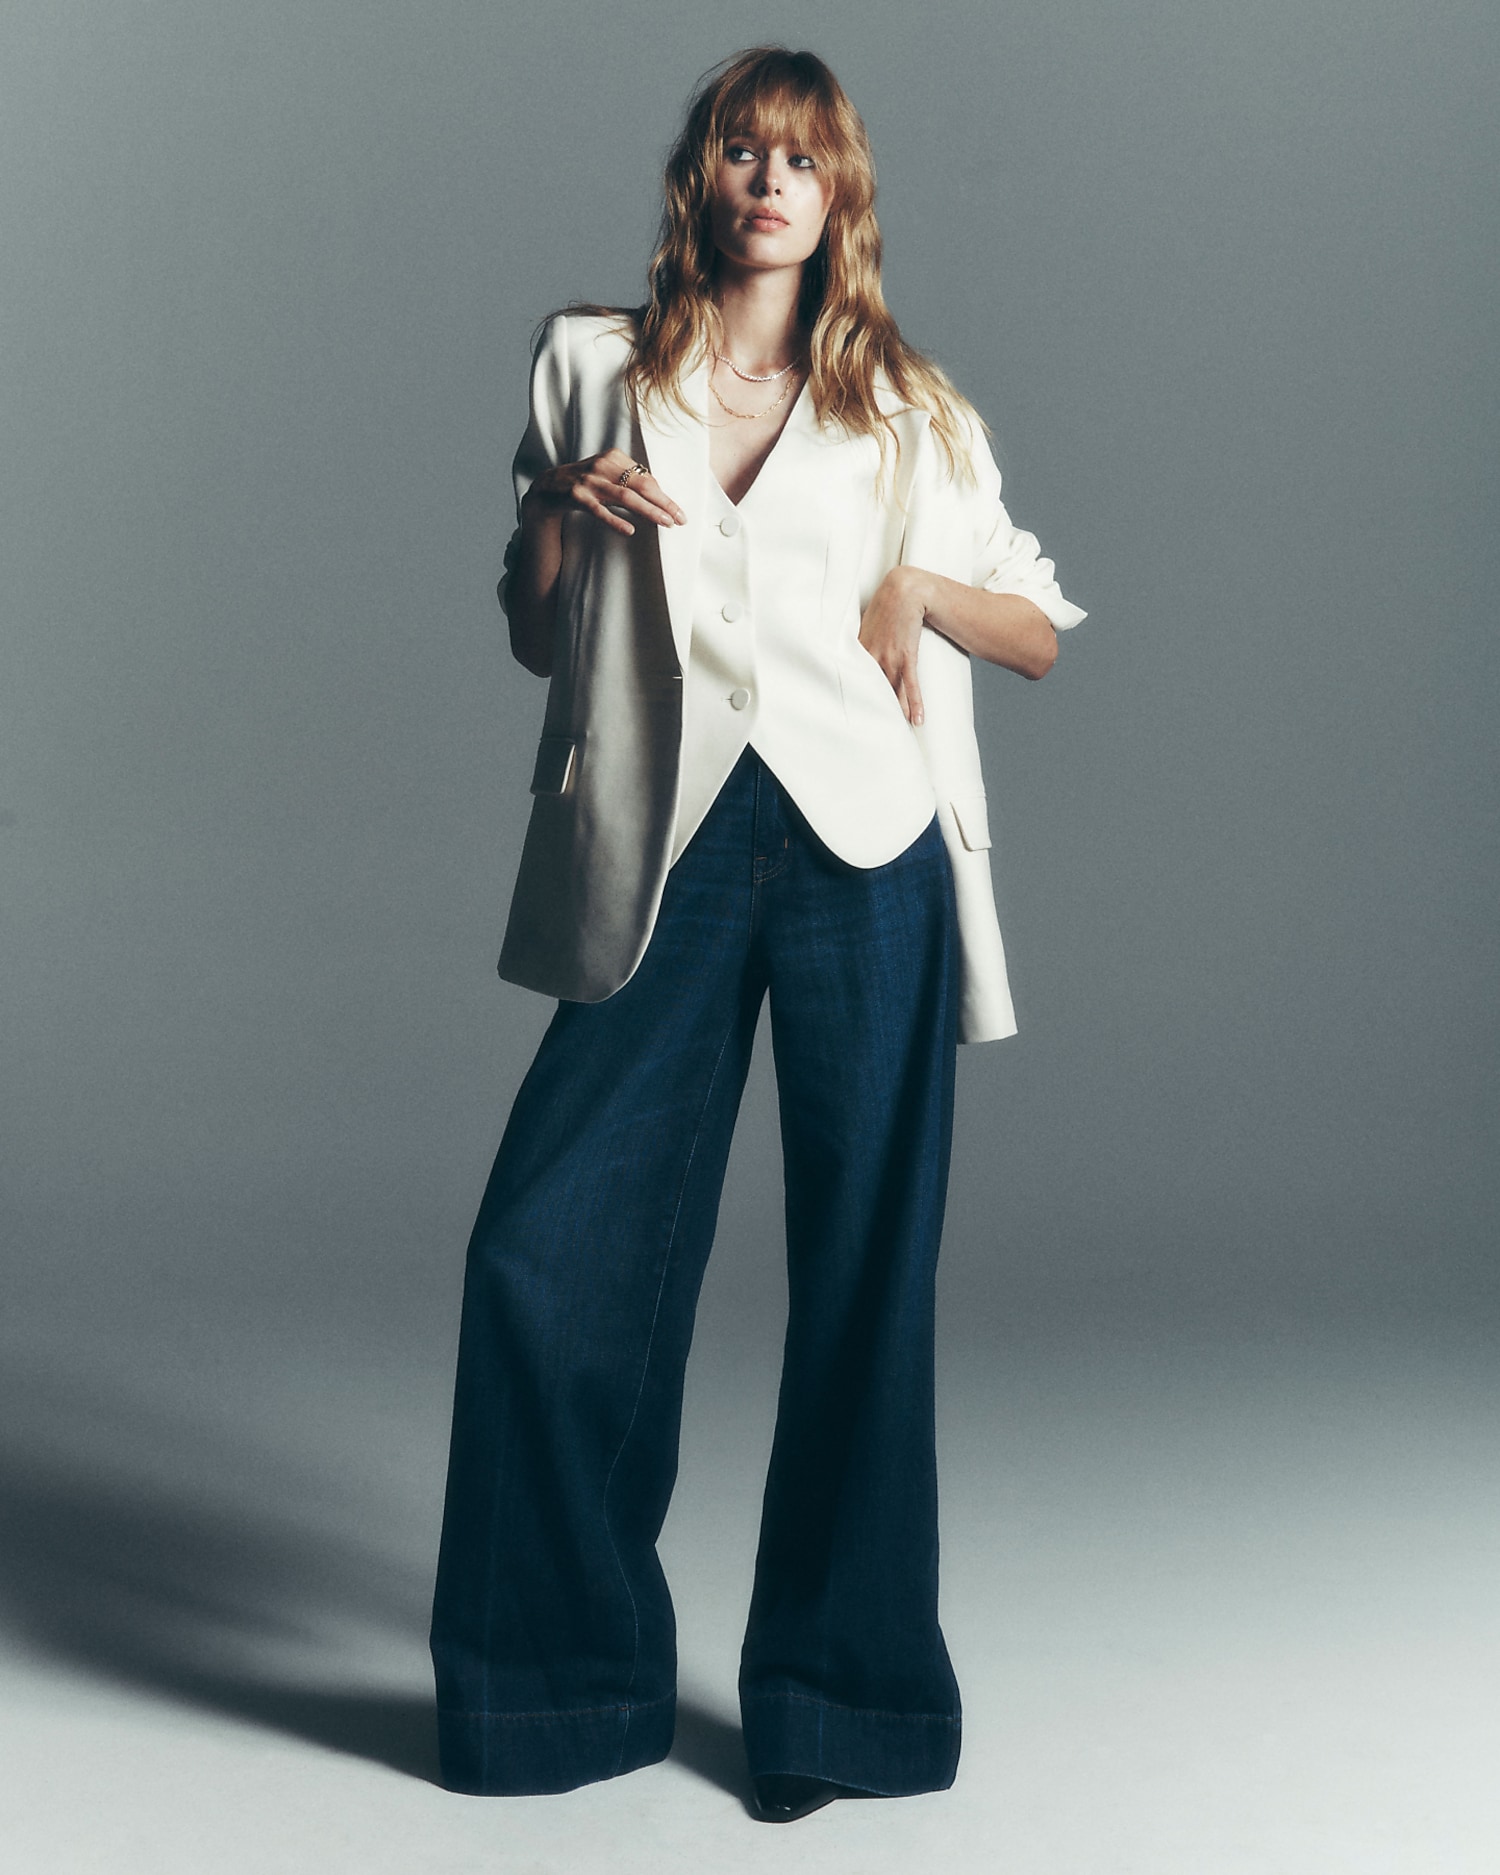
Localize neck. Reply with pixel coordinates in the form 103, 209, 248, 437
711, 262, 805, 372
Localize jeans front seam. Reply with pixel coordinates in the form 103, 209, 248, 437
749, 749, 792, 888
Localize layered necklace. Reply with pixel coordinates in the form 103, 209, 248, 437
710, 348, 802, 421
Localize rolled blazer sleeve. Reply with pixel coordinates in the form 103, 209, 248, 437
965, 419, 1087, 631
497, 315, 574, 622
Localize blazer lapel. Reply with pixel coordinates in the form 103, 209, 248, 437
635, 356, 709, 672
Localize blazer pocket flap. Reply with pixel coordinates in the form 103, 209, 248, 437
950, 793, 992, 852
530, 734, 579, 795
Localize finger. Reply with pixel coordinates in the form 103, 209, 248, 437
899, 664, 925, 726
630, 474, 687, 525
596, 453, 683, 517
603, 471, 686, 528
575, 488, 635, 536
589, 481, 674, 532
615, 486, 684, 529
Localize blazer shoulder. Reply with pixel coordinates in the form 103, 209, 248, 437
537, 309, 636, 378
872, 365, 921, 423
872, 364, 991, 447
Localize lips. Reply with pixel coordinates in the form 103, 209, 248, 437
747, 211, 789, 229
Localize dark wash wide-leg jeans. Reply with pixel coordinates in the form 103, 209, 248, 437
429, 749, 962, 1797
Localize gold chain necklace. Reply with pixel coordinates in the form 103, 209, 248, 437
708, 368, 799, 422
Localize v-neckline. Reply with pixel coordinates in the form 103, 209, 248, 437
707, 372, 811, 511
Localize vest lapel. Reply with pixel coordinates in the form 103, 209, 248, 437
634, 358, 709, 672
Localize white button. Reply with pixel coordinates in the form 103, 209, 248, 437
721, 601, 743, 623
719, 512, 741, 537
729, 687, 751, 711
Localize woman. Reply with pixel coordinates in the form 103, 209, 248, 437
430, 45, 1085, 1823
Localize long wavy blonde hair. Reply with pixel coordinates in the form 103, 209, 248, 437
569, 46, 980, 481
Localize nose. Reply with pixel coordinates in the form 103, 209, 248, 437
751, 156, 785, 197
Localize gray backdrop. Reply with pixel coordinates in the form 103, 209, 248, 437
5, 3, 1492, 1860
2, 14, 1500, 1830
4, 0, 1493, 1358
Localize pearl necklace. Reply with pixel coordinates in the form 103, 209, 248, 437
713, 348, 797, 384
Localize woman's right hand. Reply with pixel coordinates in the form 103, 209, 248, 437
505, 450, 684, 676
523, 449, 685, 537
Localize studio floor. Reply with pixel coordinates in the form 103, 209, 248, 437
2, 1279, 1496, 1875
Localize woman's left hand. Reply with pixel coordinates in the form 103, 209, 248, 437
859, 566, 933, 726
862, 569, 1060, 694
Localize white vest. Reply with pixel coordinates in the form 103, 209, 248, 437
671, 418, 938, 868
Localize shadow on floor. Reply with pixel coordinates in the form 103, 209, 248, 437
670, 1700, 749, 1799
0, 1416, 444, 1779
0, 1360, 749, 1796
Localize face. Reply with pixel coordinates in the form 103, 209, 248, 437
708, 128, 831, 277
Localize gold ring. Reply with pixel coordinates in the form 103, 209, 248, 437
617, 460, 648, 487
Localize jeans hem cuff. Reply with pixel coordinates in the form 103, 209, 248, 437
739, 1689, 960, 1794
435, 1693, 675, 1795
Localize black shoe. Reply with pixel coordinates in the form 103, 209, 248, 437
751, 1773, 847, 1823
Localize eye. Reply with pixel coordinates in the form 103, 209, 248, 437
788, 153, 818, 170
725, 143, 758, 164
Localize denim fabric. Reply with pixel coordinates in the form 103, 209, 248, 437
430, 749, 962, 1796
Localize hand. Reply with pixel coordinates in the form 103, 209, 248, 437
523, 448, 685, 538
858, 566, 933, 726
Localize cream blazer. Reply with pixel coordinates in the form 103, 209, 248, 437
496, 313, 1085, 1044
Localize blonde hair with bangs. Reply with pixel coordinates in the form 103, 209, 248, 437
594, 47, 981, 482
